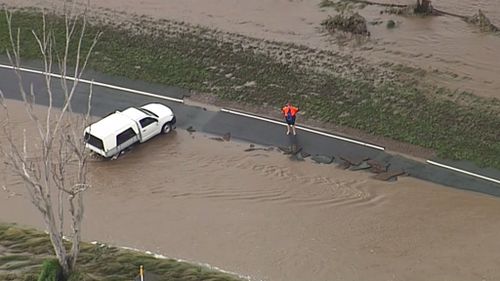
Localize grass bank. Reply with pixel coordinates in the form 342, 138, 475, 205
0, 9, 499, 169
0, 223, 244, 281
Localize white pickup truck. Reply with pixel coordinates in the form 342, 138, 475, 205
84, 103, 176, 158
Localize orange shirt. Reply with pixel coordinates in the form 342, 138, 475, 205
282, 105, 299, 117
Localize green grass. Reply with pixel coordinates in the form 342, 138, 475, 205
37, 259, 63, 281
0, 223, 244, 281
0, 9, 499, 169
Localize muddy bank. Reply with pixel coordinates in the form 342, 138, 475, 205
2, 0, 499, 99
2, 100, 500, 281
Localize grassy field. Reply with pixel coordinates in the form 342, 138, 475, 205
0, 223, 244, 281
0, 9, 499, 169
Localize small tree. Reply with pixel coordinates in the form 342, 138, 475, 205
0, 1, 101, 279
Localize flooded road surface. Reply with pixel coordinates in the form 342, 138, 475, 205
2, 101, 500, 281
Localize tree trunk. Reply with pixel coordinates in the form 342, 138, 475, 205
69, 191, 84, 271
422, 0, 431, 9
416, 0, 432, 14
44, 204, 71, 278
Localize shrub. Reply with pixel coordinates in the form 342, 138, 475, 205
38, 259, 63, 281
321, 12, 369, 35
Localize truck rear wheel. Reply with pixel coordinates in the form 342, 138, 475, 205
162, 123, 172, 134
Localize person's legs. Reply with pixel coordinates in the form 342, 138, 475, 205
291, 117, 297, 135
285, 118, 292, 134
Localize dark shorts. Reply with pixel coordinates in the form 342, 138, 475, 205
285, 116, 296, 125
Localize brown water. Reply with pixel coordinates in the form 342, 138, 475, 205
2, 0, 499, 98
2, 100, 500, 281
361, 0, 500, 98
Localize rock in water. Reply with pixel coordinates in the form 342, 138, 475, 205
386, 20, 396, 29
311, 154, 334, 164
186, 126, 196, 133
350, 161, 372, 171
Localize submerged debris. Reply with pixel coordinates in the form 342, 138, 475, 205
383, 6, 415, 16
321, 12, 369, 35
373, 170, 406, 181
279, 146, 291, 154
414, 0, 433, 15
186, 126, 196, 133
319, 0, 367, 10
367, 159, 389, 174
279, 144, 302, 155
340, 155, 369, 166
290, 152, 305, 161
338, 160, 351, 170
466, 10, 499, 33
244, 147, 274, 152
338, 156, 371, 170
322, 0, 499, 36
300, 151, 311, 158
210, 132, 231, 142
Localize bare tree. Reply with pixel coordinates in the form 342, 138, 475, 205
0, 1, 101, 278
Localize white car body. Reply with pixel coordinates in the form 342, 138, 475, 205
84, 103, 176, 158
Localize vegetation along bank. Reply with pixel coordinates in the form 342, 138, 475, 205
0, 223, 244, 281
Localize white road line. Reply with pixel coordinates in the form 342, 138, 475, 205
221, 108, 386, 151
0, 64, 184, 103
426, 160, 500, 185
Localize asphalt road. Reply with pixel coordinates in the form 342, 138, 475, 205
1, 66, 499, 196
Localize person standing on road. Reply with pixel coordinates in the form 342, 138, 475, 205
282, 102, 299, 135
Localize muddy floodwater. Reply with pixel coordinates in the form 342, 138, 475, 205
1, 101, 500, 281
361, 0, 500, 98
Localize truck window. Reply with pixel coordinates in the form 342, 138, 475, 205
116, 128, 137, 145
140, 117, 157, 128
84, 133, 104, 150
